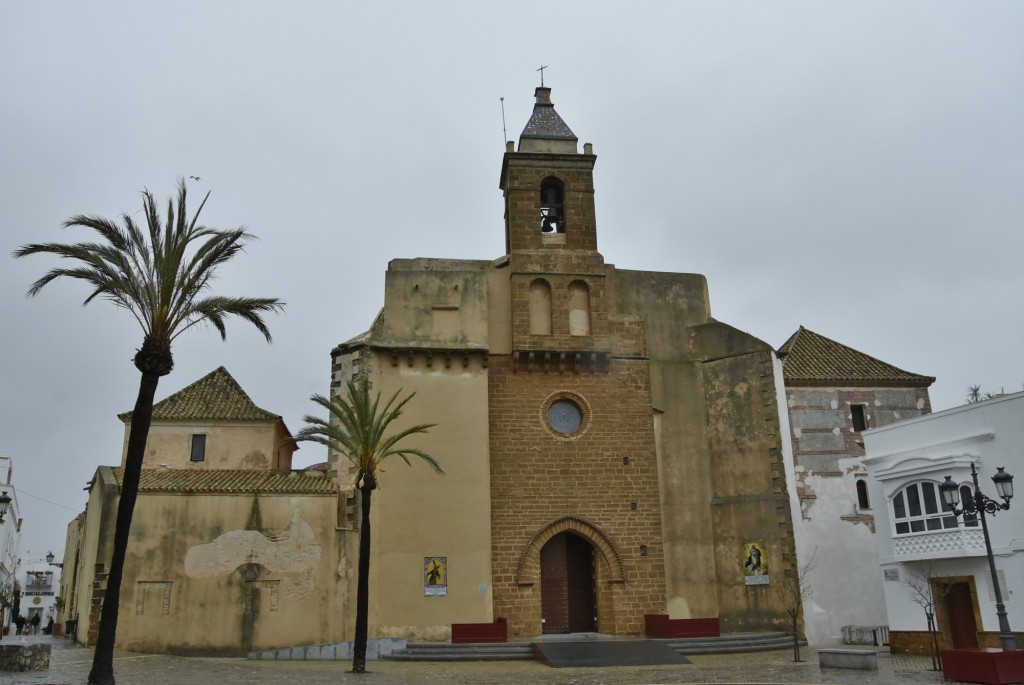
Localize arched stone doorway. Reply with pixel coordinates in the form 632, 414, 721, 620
540, 532, 596, 633
514, 516, 624, 635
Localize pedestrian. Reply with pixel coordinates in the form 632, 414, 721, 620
45, 616, 54, 635
30, 613, 40, 635
13, 614, 24, 636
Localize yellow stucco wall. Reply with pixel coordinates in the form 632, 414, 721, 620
123, 421, 284, 470
108, 489, 348, 655
64, 467, 118, 645
345, 353, 492, 642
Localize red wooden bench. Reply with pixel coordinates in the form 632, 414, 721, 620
644, 614, 721, 638
942, 648, 1024, 685
451, 620, 508, 644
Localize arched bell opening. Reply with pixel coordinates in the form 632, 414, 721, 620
540, 177, 565, 234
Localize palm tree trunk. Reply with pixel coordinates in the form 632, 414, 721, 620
352, 473, 377, 674
88, 370, 160, 685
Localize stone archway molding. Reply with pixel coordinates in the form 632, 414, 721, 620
515, 515, 625, 586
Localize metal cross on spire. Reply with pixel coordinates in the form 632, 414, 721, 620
536, 64, 548, 87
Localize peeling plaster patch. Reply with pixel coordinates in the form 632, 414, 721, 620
840, 514, 876, 534
734, 382, 749, 399
917, 398, 925, 409
830, 399, 838, 410
793, 427, 802, 438
184, 508, 321, 598
832, 427, 840, 434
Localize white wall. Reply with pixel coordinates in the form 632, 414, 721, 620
864, 392, 1024, 642
0, 456, 22, 635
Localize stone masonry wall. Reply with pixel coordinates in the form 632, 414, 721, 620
488, 355, 665, 637
0, 643, 51, 672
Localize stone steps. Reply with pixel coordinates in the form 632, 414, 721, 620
249, 632, 803, 662
662, 631, 801, 654
383, 632, 800, 662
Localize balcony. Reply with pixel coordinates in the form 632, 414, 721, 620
892, 527, 986, 561
23, 573, 54, 595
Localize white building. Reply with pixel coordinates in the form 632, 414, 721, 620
864, 392, 1024, 653
778, 327, 933, 646
0, 457, 22, 635
16, 552, 59, 633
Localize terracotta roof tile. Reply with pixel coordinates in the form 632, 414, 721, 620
119, 366, 279, 423
779, 326, 934, 386
113, 468, 336, 495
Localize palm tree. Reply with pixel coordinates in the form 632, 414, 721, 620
13, 178, 284, 684
293, 378, 442, 673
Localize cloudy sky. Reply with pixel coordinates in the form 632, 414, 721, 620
2, 2, 1022, 561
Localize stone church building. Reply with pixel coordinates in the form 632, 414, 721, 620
59, 87, 804, 653
331, 86, 798, 640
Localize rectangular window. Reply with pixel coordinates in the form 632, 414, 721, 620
906, 484, 922, 517
922, 484, 938, 515
893, 492, 906, 519
851, 404, 868, 432
190, 434, 206, 462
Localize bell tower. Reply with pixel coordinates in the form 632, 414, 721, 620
498, 87, 609, 368
499, 87, 599, 256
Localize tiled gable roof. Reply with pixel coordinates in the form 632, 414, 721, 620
779, 326, 934, 387
119, 366, 279, 423
113, 468, 336, 495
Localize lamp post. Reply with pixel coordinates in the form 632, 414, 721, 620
45, 551, 63, 569
940, 463, 1016, 651
0, 491, 10, 523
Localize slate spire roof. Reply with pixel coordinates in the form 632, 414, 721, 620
778, 326, 934, 387
520, 86, 577, 142
118, 366, 280, 422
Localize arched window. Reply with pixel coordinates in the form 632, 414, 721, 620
856, 479, 871, 510
529, 279, 552, 335
891, 481, 964, 534
568, 281, 590, 336
540, 178, 565, 234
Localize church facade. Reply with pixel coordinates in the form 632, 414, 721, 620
331, 87, 799, 640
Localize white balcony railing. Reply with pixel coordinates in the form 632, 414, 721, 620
892, 527, 986, 559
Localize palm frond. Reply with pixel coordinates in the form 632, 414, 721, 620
292, 381, 443, 483
13, 178, 284, 353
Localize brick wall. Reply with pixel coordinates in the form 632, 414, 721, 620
488, 355, 665, 637
502, 156, 598, 254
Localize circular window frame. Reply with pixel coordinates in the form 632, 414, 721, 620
541, 391, 592, 440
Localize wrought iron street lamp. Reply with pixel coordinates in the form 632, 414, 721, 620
46, 551, 63, 568
0, 491, 10, 523
940, 464, 1016, 651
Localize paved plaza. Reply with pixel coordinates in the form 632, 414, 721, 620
2, 636, 963, 685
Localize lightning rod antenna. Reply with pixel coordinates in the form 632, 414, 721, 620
500, 97, 508, 145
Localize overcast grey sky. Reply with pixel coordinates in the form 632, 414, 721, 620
2, 2, 1022, 562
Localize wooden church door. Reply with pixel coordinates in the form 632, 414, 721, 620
540, 532, 597, 633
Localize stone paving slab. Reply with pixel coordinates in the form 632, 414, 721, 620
1, 636, 970, 685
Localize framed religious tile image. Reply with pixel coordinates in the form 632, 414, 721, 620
424, 556, 447, 596
743, 542, 769, 585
